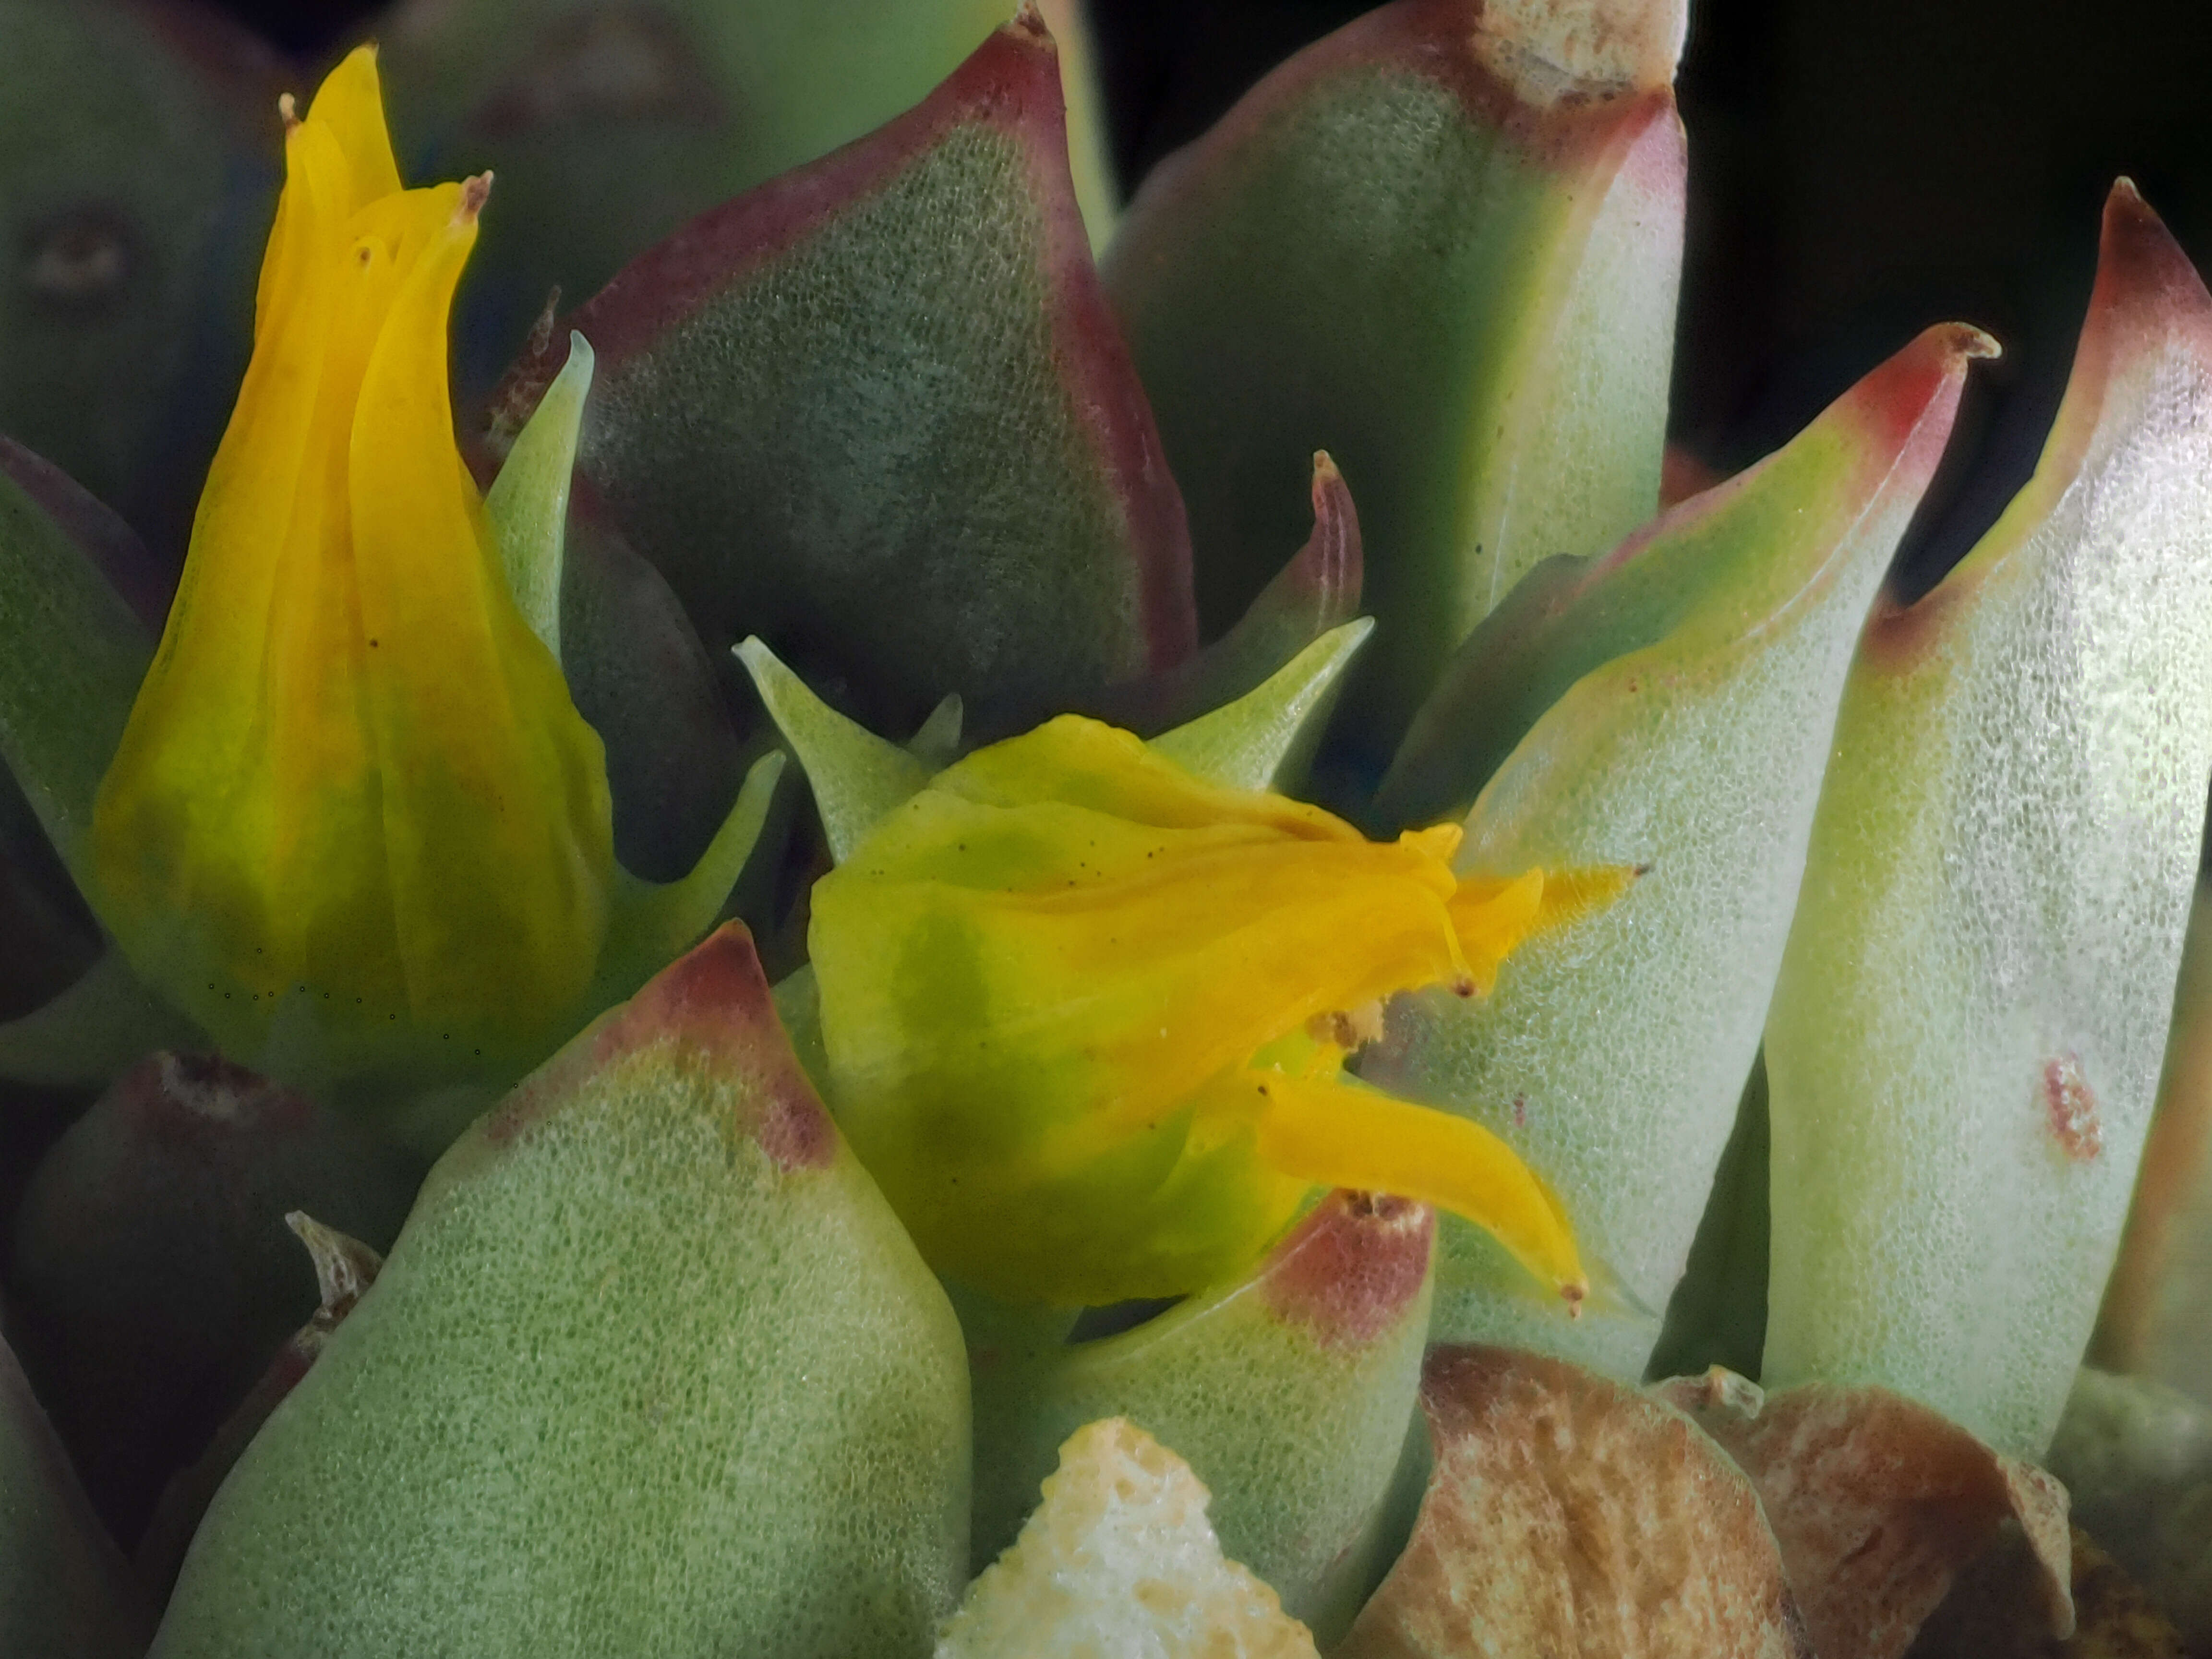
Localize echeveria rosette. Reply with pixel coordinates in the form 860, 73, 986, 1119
805, 709, 1630, 1309
2, 49, 781, 1142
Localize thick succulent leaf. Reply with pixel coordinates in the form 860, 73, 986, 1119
150, 925, 970, 1659
1646, 1053, 1772, 1384
0, 0, 275, 549
966, 1192, 1434, 1647
736, 636, 931, 865
1360, 325, 1984, 1379
484, 329, 592, 655
136, 1215, 385, 1604
9, 1052, 421, 1543
2090, 881, 2212, 1404
2045, 1369, 2212, 1650
1663, 1373, 2075, 1659
1105, 0, 1686, 752
0, 443, 156, 886
556, 499, 750, 883
0, 1333, 151, 1659
487, 13, 1195, 737
1337, 1346, 1808, 1658
0, 947, 203, 1088
1762, 187, 2212, 1458
379, 0, 1119, 383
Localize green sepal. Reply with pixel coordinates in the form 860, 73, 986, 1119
1151, 619, 1374, 793
592, 748, 787, 1004
149, 925, 971, 1659
485, 329, 593, 656
1762, 186, 2212, 1458
1360, 324, 1987, 1380
964, 1192, 1435, 1647
735, 636, 930, 865
1105, 0, 1686, 754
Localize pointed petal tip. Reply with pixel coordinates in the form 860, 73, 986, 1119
1010, 0, 1054, 48
458, 171, 493, 222
2092, 175, 2212, 338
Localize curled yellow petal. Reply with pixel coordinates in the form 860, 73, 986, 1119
88, 47, 613, 1081
811, 712, 1622, 1305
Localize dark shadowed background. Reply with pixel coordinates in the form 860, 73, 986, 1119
215, 0, 2212, 597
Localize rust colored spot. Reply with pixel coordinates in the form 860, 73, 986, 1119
1262, 1190, 1433, 1346
2044, 1053, 2103, 1162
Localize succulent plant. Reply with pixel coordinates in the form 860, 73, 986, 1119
2, 0, 2211, 1654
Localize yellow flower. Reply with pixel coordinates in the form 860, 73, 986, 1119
809, 714, 1627, 1307
89, 48, 613, 1075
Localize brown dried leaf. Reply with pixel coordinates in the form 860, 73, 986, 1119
1908, 1527, 2184, 1659
1336, 1345, 1809, 1658
1659, 1371, 2076, 1659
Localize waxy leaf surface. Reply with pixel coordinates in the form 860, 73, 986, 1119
1106, 0, 1685, 751
151, 926, 970, 1659
1362, 325, 1983, 1378
1762, 187, 2212, 1458
379, 0, 1118, 383
490, 14, 1194, 739
967, 1193, 1434, 1646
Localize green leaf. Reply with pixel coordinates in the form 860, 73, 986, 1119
483, 13, 1193, 735
1762, 186, 2212, 1459
735, 636, 929, 864
0, 0, 274, 549
965, 1192, 1434, 1647
1360, 325, 1987, 1380
0, 443, 156, 889
1105, 0, 1686, 754
382, 0, 1119, 385
0, 948, 203, 1088
1151, 619, 1374, 793
151, 926, 971, 1659
1, 1334, 150, 1659
485, 329, 593, 656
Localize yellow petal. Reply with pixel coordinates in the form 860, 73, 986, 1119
1220, 1068, 1587, 1307
304, 45, 402, 211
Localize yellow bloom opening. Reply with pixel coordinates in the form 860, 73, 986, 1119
88, 48, 613, 1075
809, 714, 1631, 1307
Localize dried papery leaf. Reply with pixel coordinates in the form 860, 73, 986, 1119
967, 1192, 1434, 1645
1762, 185, 2212, 1457
1662, 1374, 2076, 1659
2045, 1370, 2212, 1651
0, 1332, 151, 1659
1908, 1528, 2184, 1659
489, 13, 1194, 739
1361, 325, 1983, 1380
9, 1051, 421, 1545
1336, 1345, 1809, 1658
1106, 0, 1685, 752
941, 1417, 1319, 1659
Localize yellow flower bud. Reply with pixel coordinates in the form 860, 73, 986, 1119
89, 48, 613, 1076
810, 714, 1625, 1308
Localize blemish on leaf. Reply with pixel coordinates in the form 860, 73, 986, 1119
2043, 1054, 2102, 1162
